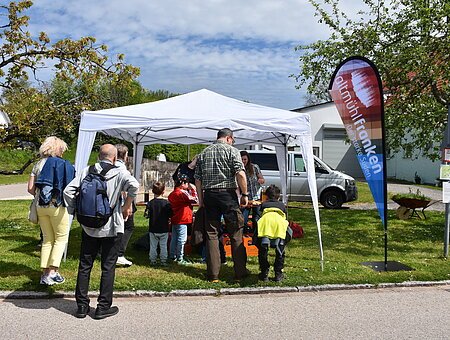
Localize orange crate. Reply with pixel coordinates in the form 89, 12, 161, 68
222, 235, 258, 257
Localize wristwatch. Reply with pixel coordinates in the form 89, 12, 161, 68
241, 193, 249, 197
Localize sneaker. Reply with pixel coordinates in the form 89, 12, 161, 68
49, 272, 65, 284
160, 262, 168, 267
149, 261, 157, 266
177, 259, 192, 266
221, 261, 228, 265
116, 256, 132, 267
39, 274, 55, 286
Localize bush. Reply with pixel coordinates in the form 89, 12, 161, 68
391, 188, 431, 201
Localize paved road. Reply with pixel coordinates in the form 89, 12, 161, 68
1, 286, 449, 339
0, 182, 445, 211
0, 183, 32, 200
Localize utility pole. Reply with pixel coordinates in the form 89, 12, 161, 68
443, 104, 450, 258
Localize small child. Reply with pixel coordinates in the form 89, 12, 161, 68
168, 173, 198, 265
255, 185, 289, 282
144, 182, 172, 266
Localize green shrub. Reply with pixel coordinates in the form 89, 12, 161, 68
391, 188, 431, 201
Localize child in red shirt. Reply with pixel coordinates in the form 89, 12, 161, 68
168, 174, 198, 264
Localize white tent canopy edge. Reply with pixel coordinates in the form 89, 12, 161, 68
73, 89, 323, 261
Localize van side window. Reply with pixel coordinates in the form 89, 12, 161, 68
294, 155, 305, 172
250, 154, 278, 171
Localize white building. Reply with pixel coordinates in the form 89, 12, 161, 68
0, 110, 10, 127
292, 102, 440, 184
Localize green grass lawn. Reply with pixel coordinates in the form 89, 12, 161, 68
0, 200, 448, 293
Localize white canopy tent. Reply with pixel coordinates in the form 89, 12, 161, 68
73, 89, 323, 260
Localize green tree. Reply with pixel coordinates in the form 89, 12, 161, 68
0, 0, 140, 149
294, 0, 450, 159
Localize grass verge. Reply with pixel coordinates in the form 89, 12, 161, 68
0, 200, 448, 292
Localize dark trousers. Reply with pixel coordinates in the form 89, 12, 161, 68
75, 230, 120, 311
257, 240, 285, 275
204, 190, 247, 280
118, 214, 134, 257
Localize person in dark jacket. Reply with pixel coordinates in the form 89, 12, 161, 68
172, 155, 198, 184
145, 182, 172, 266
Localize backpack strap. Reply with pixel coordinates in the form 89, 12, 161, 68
88, 163, 117, 177
99, 162, 117, 176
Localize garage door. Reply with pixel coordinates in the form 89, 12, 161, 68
323, 129, 363, 179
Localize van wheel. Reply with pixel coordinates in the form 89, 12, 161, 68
320, 189, 344, 209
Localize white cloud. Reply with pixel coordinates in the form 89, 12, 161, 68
26, 0, 366, 109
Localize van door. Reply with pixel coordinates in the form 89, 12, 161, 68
288, 154, 309, 201
289, 154, 331, 201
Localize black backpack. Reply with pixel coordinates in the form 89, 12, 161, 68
76, 163, 116, 228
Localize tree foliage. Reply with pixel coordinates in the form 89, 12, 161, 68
294, 0, 450, 159
0, 0, 140, 149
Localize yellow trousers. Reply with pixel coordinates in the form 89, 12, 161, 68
37, 206, 69, 269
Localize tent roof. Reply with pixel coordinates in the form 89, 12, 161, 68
74, 88, 323, 261
79, 89, 311, 146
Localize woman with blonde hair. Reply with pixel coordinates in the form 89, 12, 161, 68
27, 136, 75, 285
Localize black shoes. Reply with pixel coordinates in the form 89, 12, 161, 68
76, 305, 119, 319
94, 306, 119, 320
258, 272, 269, 282
234, 269, 251, 282
75, 305, 91, 319
274, 272, 284, 282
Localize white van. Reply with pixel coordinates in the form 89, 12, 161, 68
244, 150, 357, 208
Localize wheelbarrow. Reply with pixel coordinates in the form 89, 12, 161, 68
392, 197, 438, 220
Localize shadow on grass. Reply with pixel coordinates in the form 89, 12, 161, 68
0, 260, 47, 291
0, 234, 41, 258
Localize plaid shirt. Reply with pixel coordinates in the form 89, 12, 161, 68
194, 140, 244, 190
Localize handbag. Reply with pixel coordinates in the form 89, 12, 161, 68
190, 207, 206, 246
28, 196, 39, 224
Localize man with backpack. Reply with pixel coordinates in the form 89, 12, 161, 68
64, 144, 139, 320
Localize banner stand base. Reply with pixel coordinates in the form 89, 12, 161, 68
361, 261, 414, 272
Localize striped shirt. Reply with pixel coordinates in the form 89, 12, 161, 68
194, 140, 244, 190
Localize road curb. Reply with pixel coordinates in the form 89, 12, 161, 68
1, 280, 449, 300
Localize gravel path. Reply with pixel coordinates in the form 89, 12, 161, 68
348, 183, 444, 212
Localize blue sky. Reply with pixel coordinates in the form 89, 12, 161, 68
26, 0, 359, 110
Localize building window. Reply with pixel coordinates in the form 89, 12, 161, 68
313, 146, 319, 157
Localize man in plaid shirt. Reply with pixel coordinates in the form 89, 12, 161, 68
195, 128, 249, 282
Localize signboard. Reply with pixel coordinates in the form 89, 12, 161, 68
443, 181, 450, 203
440, 164, 450, 180
444, 148, 450, 162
